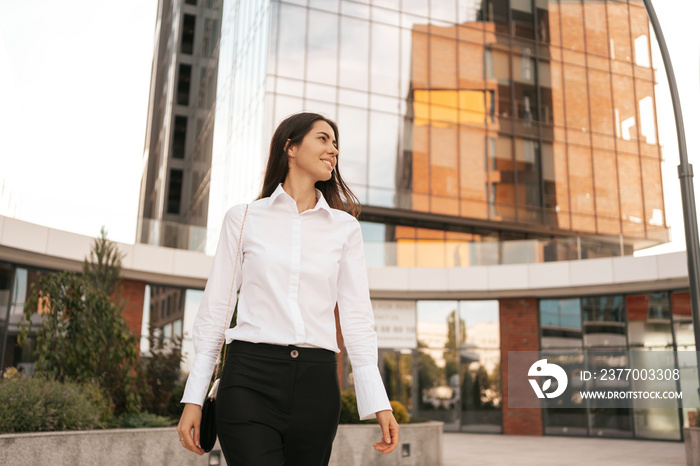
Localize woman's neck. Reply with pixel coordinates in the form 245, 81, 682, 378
282, 178, 317, 214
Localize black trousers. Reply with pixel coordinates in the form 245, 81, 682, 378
215, 340, 341, 466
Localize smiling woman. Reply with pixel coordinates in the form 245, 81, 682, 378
177, 112, 400, 465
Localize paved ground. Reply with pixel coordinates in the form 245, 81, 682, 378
442, 433, 686, 466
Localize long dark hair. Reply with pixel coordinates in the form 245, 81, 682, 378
257, 112, 361, 218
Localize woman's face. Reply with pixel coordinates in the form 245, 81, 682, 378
288, 120, 339, 182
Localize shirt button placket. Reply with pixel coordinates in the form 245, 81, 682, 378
288, 216, 305, 341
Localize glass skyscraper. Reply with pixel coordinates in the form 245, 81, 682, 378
207, 0, 667, 263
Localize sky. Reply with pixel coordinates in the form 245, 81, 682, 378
0, 0, 699, 254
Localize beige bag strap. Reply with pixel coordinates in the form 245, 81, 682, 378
213, 203, 249, 381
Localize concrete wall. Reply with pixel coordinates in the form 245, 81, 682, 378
0, 423, 444, 466
329, 422, 444, 466
0, 428, 220, 466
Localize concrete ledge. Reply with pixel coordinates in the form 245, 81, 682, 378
0, 427, 217, 466
684, 427, 700, 466
0, 422, 444, 466
330, 421, 444, 466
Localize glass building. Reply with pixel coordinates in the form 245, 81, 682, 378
137, 0, 223, 252
207, 0, 667, 262
123, 0, 689, 442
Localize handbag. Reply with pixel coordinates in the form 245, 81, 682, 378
200, 204, 249, 453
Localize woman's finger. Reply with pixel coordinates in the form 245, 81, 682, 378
186, 428, 205, 455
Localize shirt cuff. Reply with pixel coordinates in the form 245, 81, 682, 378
181, 353, 218, 406
353, 365, 392, 420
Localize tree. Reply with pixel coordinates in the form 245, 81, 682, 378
444, 309, 466, 382
83, 226, 125, 297
140, 327, 183, 417
417, 340, 443, 410
19, 228, 141, 414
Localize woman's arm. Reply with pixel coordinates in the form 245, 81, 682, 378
336, 218, 392, 420
336, 217, 399, 453
178, 204, 246, 452
181, 204, 246, 405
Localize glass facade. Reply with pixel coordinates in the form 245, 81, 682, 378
0, 263, 49, 375
540, 291, 693, 441
138, 0, 223, 252
410, 299, 501, 432
209, 0, 667, 261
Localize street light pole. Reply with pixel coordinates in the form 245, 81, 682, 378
643, 0, 700, 389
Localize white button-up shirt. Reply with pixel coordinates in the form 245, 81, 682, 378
181, 183, 391, 420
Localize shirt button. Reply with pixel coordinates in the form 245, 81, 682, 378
290, 350, 299, 359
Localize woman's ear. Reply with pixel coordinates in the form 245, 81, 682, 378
284, 139, 293, 157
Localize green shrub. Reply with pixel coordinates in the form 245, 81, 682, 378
390, 400, 409, 423
339, 390, 361, 424
339, 390, 411, 424
166, 379, 186, 419
0, 374, 111, 433
113, 412, 175, 428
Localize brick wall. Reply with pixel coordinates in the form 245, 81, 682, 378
119, 279, 146, 338
500, 297, 542, 435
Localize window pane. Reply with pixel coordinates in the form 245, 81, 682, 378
277, 4, 306, 78
563, 64, 589, 130
337, 106, 368, 187
559, 0, 584, 52
607, 1, 632, 66
402, 0, 428, 17
588, 352, 633, 438
617, 154, 644, 236
583, 2, 608, 57
593, 149, 620, 235
588, 69, 613, 135
542, 350, 587, 436
582, 295, 627, 348
430, 0, 456, 22
568, 144, 595, 232
371, 23, 400, 96
177, 64, 192, 106
672, 292, 693, 348
626, 293, 673, 349
417, 301, 460, 428
429, 123, 458, 209
540, 298, 582, 349
430, 35, 457, 89
339, 17, 369, 91
368, 112, 399, 191
306, 10, 338, 85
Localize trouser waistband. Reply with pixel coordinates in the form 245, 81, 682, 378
227, 339, 337, 363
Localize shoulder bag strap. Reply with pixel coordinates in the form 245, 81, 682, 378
213, 203, 249, 381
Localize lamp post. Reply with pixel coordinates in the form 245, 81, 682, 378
642, 0, 700, 391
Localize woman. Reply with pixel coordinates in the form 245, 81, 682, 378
177, 112, 399, 465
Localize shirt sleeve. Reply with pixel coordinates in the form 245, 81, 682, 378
336, 217, 392, 420
181, 204, 246, 406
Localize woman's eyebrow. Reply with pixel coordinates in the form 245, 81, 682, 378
317, 131, 337, 146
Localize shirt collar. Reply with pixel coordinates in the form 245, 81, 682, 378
269, 183, 333, 216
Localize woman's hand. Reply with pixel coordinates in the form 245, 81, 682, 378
373, 409, 399, 454
177, 403, 205, 456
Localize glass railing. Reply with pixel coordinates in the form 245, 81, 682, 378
137, 219, 663, 268
363, 235, 640, 268
138, 218, 208, 253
